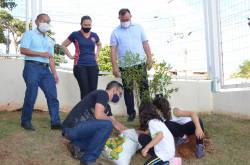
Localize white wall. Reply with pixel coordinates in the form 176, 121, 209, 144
0, 59, 249, 117
0, 59, 127, 115
169, 79, 213, 112
213, 89, 250, 117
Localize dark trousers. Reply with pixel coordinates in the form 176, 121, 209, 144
120, 63, 149, 116
73, 65, 99, 100
22, 62, 61, 125
62, 120, 113, 163
138, 134, 169, 165
165, 119, 204, 144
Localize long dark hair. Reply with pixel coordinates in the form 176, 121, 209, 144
139, 102, 162, 130
153, 94, 171, 121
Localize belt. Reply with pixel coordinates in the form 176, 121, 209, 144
25, 60, 49, 67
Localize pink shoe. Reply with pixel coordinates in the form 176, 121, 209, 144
169, 157, 182, 165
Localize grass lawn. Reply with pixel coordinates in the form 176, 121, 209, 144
0, 111, 250, 165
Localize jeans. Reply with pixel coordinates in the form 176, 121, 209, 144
21, 62, 61, 125
62, 119, 113, 163
73, 65, 99, 100
120, 63, 149, 116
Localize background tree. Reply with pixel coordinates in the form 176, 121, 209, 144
97, 45, 112, 72
232, 60, 250, 78
0, 0, 17, 10
0, 26, 7, 43
0, 10, 25, 53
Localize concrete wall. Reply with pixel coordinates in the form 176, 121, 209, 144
0, 59, 127, 115
0, 59, 249, 117
213, 89, 250, 117
169, 80, 213, 112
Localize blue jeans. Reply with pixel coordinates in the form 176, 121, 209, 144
21, 62, 61, 125
62, 119, 113, 163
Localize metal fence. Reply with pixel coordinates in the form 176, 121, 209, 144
218, 0, 250, 87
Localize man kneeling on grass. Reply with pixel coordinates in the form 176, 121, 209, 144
62, 81, 127, 165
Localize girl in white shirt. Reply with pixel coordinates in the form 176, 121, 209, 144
138, 102, 175, 165
153, 94, 205, 158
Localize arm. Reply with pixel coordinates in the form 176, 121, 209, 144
20, 48, 51, 58
61, 39, 74, 60
94, 103, 126, 132
142, 41, 153, 70
49, 57, 59, 83
174, 108, 204, 139
95, 41, 102, 60
109, 116, 127, 133
110, 46, 120, 77
141, 132, 163, 157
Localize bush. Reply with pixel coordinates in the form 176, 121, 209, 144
97, 45, 112, 72
54, 43, 67, 66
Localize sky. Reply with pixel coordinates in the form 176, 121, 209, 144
8, 0, 250, 82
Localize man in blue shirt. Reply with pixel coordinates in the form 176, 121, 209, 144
20, 13, 61, 130
110, 8, 153, 121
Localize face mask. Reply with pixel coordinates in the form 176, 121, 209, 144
120, 21, 131, 28
82, 27, 91, 33
38, 23, 50, 33
111, 94, 120, 103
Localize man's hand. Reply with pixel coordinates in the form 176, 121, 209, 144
112, 66, 121, 77
116, 124, 127, 133
40, 52, 51, 58
53, 73, 59, 84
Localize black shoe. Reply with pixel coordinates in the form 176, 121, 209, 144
67, 142, 83, 160
51, 123, 62, 130
127, 112, 136, 122
21, 122, 35, 131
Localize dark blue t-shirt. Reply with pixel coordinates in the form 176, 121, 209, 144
62, 90, 112, 128
68, 31, 99, 66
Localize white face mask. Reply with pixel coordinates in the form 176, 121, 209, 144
121, 21, 131, 28
38, 22, 51, 33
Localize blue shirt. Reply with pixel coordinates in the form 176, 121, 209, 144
20, 28, 54, 64
68, 31, 99, 66
110, 23, 148, 67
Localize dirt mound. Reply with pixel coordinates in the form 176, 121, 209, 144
0, 150, 10, 160
176, 135, 210, 159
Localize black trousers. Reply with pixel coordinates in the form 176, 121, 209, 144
138, 134, 169, 165
120, 63, 149, 116
165, 119, 204, 144
73, 65, 99, 100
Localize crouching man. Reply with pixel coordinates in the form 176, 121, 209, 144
62, 81, 126, 165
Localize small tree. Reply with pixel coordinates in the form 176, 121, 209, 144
120, 52, 177, 106
97, 45, 112, 72
232, 60, 250, 79
149, 60, 178, 99
119, 52, 148, 104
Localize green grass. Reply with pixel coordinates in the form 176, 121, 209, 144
0, 111, 249, 165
